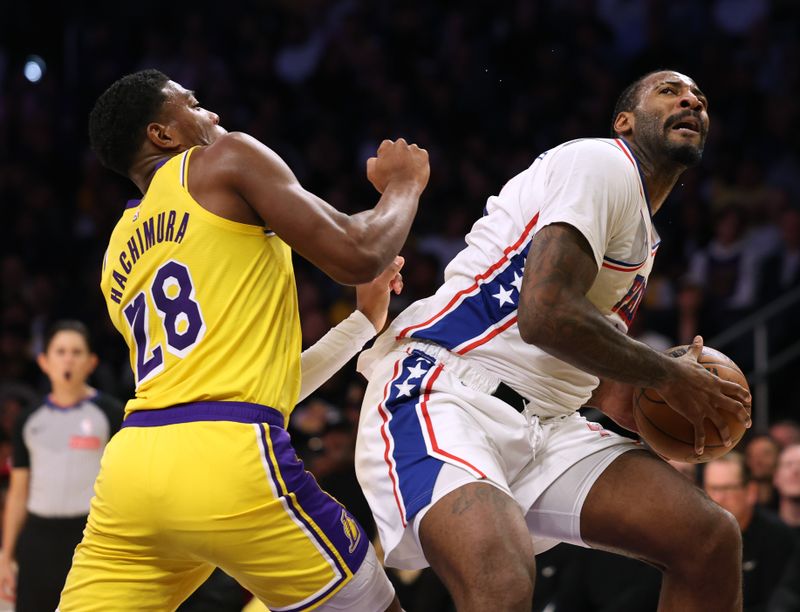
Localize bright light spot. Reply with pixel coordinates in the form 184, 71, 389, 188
23, 56, 45, 83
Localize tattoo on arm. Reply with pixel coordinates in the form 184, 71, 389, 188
517, 223, 672, 388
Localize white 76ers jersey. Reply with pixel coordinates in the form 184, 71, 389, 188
360, 138, 660, 418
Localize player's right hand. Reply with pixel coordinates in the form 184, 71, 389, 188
0, 555, 17, 602
356, 256, 405, 332
655, 336, 751, 458
367, 138, 430, 195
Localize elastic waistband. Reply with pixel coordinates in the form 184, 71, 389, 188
122, 401, 285, 429
400, 340, 521, 398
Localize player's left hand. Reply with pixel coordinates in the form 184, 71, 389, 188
356, 256, 404, 332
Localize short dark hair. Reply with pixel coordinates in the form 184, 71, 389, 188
88, 69, 170, 176
707, 451, 752, 486
610, 69, 668, 137
44, 320, 92, 353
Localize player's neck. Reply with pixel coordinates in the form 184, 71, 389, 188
49, 384, 94, 408
129, 153, 176, 194
623, 140, 683, 216
779, 496, 800, 527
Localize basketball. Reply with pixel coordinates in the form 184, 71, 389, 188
633, 345, 750, 464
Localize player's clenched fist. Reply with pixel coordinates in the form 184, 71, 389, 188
367, 138, 430, 194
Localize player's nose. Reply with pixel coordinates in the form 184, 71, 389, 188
678, 90, 703, 111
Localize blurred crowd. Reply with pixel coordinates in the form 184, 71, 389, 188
2, 0, 800, 609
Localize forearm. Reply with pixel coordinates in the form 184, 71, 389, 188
347, 183, 420, 275
522, 295, 674, 388
299, 311, 376, 402
518, 223, 676, 388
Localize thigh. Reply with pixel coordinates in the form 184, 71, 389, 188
418, 481, 534, 604
216, 422, 370, 611
578, 449, 721, 565
524, 445, 635, 552
59, 516, 214, 611
356, 347, 532, 569
59, 428, 216, 611
313, 543, 395, 612
514, 414, 640, 553
63, 419, 369, 612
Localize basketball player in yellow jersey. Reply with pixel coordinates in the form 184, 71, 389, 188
59, 69, 429, 611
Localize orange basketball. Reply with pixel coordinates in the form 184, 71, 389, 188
633, 345, 750, 464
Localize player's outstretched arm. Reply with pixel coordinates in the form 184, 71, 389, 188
211, 133, 428, 285
517, 223, 750, 454
297, 257, 404, 402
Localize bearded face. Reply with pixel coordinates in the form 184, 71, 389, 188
632, 105, 708, 167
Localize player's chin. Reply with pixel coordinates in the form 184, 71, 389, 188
665, 140, 704, 167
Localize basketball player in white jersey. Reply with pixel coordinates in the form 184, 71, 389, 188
355, 70, 752, 611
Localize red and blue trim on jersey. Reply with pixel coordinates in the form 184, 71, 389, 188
600, 139, 659, 272
377, 350, 486, 527
613, 138, 651, 215
397, 214, 539, 354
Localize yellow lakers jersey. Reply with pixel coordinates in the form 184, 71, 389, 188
100, 148, 301, 420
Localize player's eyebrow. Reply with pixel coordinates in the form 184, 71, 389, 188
658, 79, 708, 102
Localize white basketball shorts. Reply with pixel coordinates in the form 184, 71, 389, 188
355, 341, 640, 569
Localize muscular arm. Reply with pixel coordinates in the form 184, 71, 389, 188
201, 133, 427, 285
517, 223, 674, 386
518, 223, 750, 453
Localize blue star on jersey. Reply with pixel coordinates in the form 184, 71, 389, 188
408, 242, 530, 352
381, 350, 444, 522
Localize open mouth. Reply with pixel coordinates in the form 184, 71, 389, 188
670, 118, 701, 135
65, 371, 72, 381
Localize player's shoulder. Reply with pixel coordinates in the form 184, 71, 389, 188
193, 132, 284, 178
550, 137, 637, 173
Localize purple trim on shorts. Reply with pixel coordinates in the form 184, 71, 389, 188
260, 423, 367, 610
122, 401, 285, 429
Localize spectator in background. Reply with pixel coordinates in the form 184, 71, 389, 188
685, 206, 760, 324
774, 444, 800, 534
0, 321, 122, 611
704, 452, 797, 611
682, 205, 763, 368
768, 545, 800, 612
758, 207, 800, 410
746, 434, 781, 510
551, 546, 661, 612
771, 420, 800, 450
757, 206, 800, 306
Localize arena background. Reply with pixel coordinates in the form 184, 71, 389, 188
0, 1, 799, 610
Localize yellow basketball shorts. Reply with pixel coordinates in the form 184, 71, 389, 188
59, 401, 368, 611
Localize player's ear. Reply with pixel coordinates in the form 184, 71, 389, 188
613, 111, 634, 137
146, 121, 181, 151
